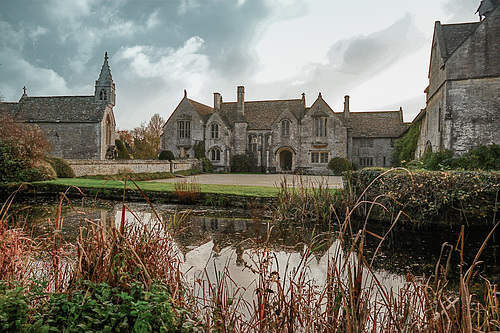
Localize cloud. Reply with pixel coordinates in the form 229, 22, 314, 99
442, 0, 480, 21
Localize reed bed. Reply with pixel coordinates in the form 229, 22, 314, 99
0, 174, 499, 332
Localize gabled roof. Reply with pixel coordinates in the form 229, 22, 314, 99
11, 96, 109, 123
0, 102, 19, 117
344, 111, 408, 138
219, 99, 304, 130
187, 98, 213, 122
436, 21, 480, 60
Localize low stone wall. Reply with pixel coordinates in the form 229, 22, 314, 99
67, 159, 200, 177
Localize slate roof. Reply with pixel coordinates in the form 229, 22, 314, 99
219, 99, 304, 130
0, 102, 20, 117
187, 98, 213, 122
11, 96, 109, 123
343, 111, 408, 138
437, 22, 480, 60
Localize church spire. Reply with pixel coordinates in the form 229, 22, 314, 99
95, 52, 115, 106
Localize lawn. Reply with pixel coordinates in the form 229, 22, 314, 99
42, 178, 280, 197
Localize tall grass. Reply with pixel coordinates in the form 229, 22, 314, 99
0, 174, 499, 332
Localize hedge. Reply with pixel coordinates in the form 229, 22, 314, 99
348, 168, 500, 227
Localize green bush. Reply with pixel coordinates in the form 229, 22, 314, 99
230, 154, 251, 173
328, 156, 354, 175
45, 156, 76, 178
201, 157, 213, 172
193, 141, 205, 159
420, 150, 454, 171
0, 284, 29, 332
17, 161, 57, 182
158, 150, 175, 161
0, 144, 25, 182
26, 280, 177, 332
392, 120, 421, 166
115, 139, 131, 159
454, 144, 500, 171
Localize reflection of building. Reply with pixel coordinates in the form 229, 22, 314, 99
161, 88, 407, 173
416, 3, 500, 157
0, 53, 117, 160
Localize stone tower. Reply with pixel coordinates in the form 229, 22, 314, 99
94, 52, 116, 106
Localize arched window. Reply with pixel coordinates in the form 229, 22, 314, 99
105, 115, 112, 145
281, 120, 290, 137
211, 123, 219, 139
100, 89, 107, 101
210, 148, 221, 161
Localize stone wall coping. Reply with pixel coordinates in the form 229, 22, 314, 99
66, 159, 199, 165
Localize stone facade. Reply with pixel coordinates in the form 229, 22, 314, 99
161, 88, 407, 174
416, 4, 500, 157
0, 53, 117, 160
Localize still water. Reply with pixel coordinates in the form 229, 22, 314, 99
12, 199, 500, 287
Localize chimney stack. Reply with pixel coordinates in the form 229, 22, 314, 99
344, 95, 350, 118
237, 86, 245, 115
214, 92, 222, 111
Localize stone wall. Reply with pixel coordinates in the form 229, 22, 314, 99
67, 159, 200, 177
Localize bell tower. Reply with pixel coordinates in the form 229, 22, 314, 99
94, 52, 116, 106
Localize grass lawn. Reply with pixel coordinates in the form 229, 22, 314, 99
42, 178, 280, 197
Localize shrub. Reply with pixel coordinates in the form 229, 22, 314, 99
392, 120, 421, 166
420, 150, 454, 170
45, 156, 76, 178
201, 157, 213, 172
454, 144, 500, 171
230, 154, 251, 173
193, 141, 205, 159
115, 139, 131, 159
17, 161, 57, 182
328, 156, 354, 175
158, 150, 175, 161
0, 113, 51, 182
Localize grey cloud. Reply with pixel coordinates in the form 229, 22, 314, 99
443, 0, 481, 21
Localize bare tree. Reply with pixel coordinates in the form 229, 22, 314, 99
129, 113, 165, 159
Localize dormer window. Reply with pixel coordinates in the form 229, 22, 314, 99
281, 120, 290, 137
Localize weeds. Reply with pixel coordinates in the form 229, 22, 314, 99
0, 175, 499, 332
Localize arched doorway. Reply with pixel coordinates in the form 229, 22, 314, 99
279, 149, 293, 171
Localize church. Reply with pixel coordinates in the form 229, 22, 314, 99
161, 87, 407, 174
415, 1, 500, 157
0, 53, 117, 160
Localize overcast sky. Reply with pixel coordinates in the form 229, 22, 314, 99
0, 0, 481, 129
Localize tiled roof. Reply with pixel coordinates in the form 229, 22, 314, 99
0, 102, 20, 116
187, 99, 213, 122
220, 99, 304, 130
12, 96, 109, 123
344, 111, 408, 138
438, 22, 480, 59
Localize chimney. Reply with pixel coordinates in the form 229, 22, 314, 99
344, 95, 350, 118
214, 92, 222, 111
237, 86, 245, 115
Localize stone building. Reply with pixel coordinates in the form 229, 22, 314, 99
415, 2, 500, 157
0, 53, 117, 160
161, 87, 407, 173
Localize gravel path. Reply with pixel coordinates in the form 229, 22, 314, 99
152, 174, 343, 189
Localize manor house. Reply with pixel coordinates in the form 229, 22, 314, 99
161, 87, 407, 174
415, 1, 500, 157
0, 53, 117, 160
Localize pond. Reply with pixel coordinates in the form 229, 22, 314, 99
11, 199, 500, 287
